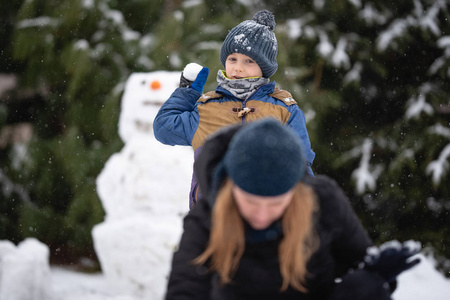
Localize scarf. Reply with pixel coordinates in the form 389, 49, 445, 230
217, 70, 270, 101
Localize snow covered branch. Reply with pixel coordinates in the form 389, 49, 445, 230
405, 83, 435, 120
351, 138, 383, 195
426, 144, 450, 185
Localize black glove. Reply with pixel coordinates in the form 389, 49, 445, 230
179, 63, 209, 93
363, 240, 421, 283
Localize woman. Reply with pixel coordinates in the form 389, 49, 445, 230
165, 118, 420, 300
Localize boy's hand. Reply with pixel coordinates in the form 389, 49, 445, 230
363, 240, 421, 283
180, 63, 209, 93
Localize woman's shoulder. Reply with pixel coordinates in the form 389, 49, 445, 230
303, 175, 342, 194
303, 175, 351, 216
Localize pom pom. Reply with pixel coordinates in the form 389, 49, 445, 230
252, 10, 275, 31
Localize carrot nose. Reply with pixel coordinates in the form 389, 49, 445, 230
150, 80, 161, 90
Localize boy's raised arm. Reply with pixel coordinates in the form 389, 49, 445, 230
153, 63, 209, 146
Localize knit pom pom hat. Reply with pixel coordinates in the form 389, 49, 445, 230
220, 10, 278, 78
223, 118, 306, 196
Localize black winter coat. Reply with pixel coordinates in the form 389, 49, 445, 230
165, 124, 392, 300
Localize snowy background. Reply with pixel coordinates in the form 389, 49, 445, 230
1, 70, 450, 300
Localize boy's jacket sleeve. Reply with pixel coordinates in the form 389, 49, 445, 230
153, 87, 201, 146
286, 106, 315, 173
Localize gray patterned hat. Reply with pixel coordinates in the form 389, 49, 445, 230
223, 118, 306, 196
220, 10, 278, 78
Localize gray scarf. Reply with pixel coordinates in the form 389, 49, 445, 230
217, 70, 270, 101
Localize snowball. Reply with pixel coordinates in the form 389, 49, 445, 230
403, 240, 422, 253
182, 63, 203, 81
364, 246, 380, 264
379, 240, 402, 251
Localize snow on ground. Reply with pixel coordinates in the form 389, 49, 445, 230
392, 253, 450, 300
49, 253, 450, 300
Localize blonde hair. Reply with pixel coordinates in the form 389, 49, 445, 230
194, 178, 319, 292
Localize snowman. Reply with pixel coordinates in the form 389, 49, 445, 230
93, 70, 193, 299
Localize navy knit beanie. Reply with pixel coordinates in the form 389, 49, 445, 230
223, 118, 306, 196
220, 10, 278, 78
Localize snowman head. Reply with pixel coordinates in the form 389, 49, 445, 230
118, 71, 181, 143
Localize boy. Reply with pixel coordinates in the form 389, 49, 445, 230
153, 10, 315, 209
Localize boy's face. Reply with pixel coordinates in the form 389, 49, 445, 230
225, 53, 263, 79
